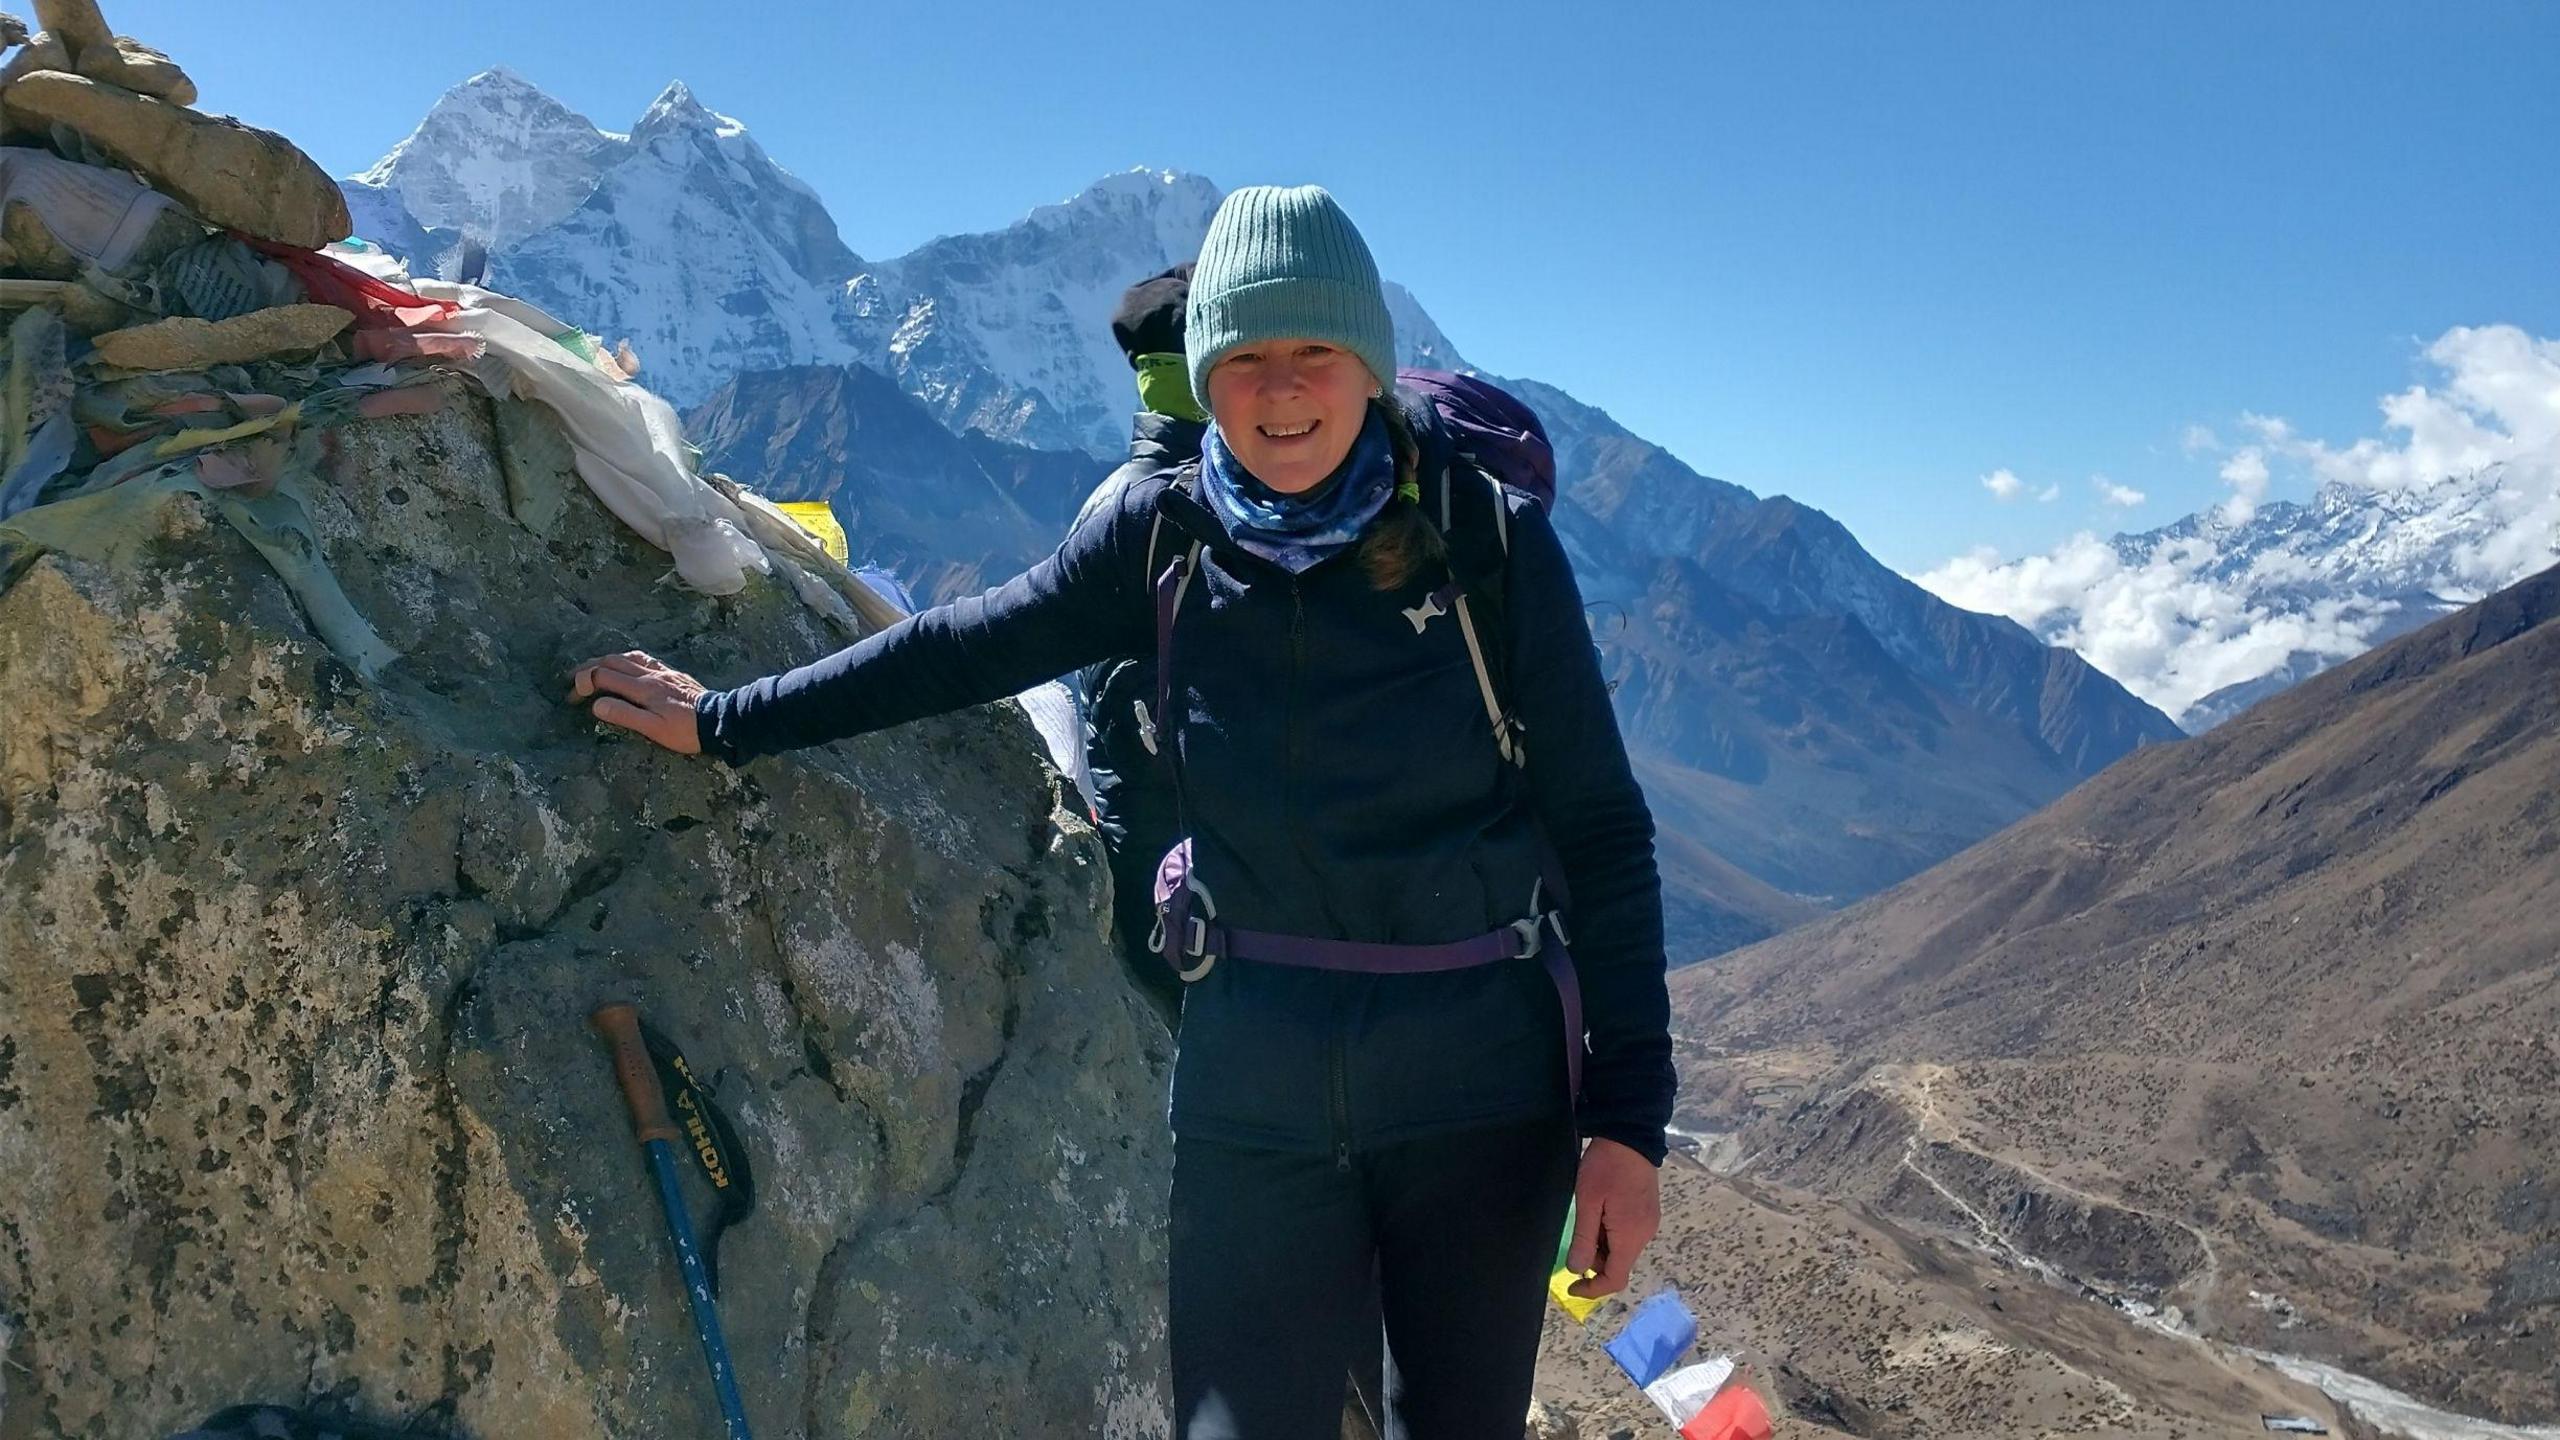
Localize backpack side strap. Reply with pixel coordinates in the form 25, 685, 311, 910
1450, 581, 1525, 767
1420, 461, 1528, 769
1138, 540, 1202, 758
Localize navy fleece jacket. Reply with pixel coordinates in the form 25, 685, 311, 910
698, 411, 1674, 1162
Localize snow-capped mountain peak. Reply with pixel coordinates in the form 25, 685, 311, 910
1024, 167, 1220, 251
345, 70, 865, 404
353, 67, 624, 250
1921, 322, 2560, 732
1926, 456, 2556, 732
622, 79, 838, 230
632, 80, 725, 142
638, 78, 699, 115
832, 167, 1229, 454
838, 168, 1472, 455
442, 63, 540, 101
407, 77, 854, 404
1031, 165, 1197, 214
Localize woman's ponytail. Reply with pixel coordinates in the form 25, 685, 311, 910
1359, 398, 1445, 592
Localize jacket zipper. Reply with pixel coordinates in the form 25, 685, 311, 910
1328, 1036, 1352, 1171
1285, 580, 1306, 827
1284, 582, 1329, 906
1289, 579, 1355, 1170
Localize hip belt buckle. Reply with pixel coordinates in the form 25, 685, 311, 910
1510, 914, 1546, 960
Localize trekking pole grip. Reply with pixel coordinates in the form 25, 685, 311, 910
591, 1002, 680, 1145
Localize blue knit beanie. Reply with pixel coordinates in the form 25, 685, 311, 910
1185, 185, 1397, 410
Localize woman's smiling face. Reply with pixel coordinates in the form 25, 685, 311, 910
1204, 338, 1377, 493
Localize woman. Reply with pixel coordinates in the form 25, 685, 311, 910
572, 185, 1674, 1439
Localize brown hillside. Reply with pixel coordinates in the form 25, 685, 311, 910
1672, 564, 2560, 1425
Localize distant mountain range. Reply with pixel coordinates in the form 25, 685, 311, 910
1924, 432, 2556, 733
1674, 560, 2560, 1425
346, 68, 2184, 959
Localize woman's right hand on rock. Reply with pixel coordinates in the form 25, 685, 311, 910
569, 651, 706, 755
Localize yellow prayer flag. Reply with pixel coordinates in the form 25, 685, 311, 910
156, 402, 303, 459
1549, 1266, 1606, 1323
774, 501, 849, 564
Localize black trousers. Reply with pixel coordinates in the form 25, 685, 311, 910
1170, 1115, 1578, 1440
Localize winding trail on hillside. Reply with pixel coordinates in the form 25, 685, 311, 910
1881, 1064, 2227, 1327
1874, 1066, 2560, 1440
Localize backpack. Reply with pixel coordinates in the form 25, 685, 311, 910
1140, 373, 1558, 770
1397, 368, 1556, 513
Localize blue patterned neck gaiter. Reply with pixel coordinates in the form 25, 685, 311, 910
1197, 407, 1397, 574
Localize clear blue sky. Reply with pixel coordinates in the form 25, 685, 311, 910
126, 1, 2560, 572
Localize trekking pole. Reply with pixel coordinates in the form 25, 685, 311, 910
591, 1002, 755, 1440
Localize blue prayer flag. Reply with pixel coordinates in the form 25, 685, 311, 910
1604, 1289, 1698, 1388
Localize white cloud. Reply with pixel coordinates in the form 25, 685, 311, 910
1982, 468, 2027, 502
2036, 483, 2061, 503
2241, 411, 2294, 445
1918, 531, 2393, 724
2457, 474, 2560, 595
1914, 324, 2560, 728
2218, 448, 2270, 523
2289, 326, 2560, 498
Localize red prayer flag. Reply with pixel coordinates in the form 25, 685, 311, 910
240, 235, 461, 331
1678, 1383, 1774, 1440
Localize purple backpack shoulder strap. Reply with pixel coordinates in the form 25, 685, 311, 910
1138, 470, 1206, 760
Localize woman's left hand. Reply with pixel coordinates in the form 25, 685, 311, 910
1565, 1137, 1661, 1298
569, 650, 707, 754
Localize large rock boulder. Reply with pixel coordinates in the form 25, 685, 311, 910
0, 71, 347, 247
0, 386, 1174, 1436
28, 2, 110, 64
23, 2, 194, 103
73, 36, 196, 107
